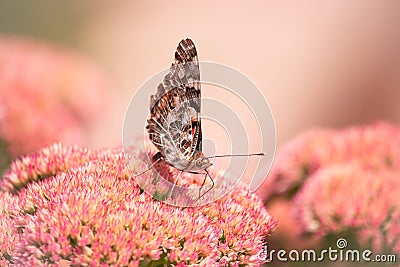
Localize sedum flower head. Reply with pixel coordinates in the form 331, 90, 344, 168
294, 164, 400, 254
0, 36, 113, 158
260, 122, 400, 200
0, 144, 276, 266
258, 122, 400, 254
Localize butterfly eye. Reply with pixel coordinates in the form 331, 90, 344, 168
196, 159, 202, 166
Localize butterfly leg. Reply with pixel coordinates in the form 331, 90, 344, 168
169, 170, 183, 200
134, 157, 162, 177
199, 168, 214, 200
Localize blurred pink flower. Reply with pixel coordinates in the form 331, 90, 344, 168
258, 128, 335, 199
260, 122, 400, 200
259, 121, 400, 254
294, 164, 400, 254
0, 144, 276, 266
0, 36, 112, 158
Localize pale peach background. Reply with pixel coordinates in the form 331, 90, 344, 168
1, 0, 400, 149
80, 1, 400, 149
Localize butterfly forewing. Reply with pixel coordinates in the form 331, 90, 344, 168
147, 38, 202, 169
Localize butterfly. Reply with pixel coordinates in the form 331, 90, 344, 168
144, 38, 213, 198
141, 38, 264, 199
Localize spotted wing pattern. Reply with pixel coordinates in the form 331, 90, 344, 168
146, 39, 202, 168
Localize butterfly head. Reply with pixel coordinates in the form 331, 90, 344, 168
195, 156, 211, 169
186, 150, 211, 171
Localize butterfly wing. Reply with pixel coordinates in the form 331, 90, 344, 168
147, 38, 202, 168
175, 39, 202, 152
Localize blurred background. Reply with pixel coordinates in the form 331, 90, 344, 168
1, 0, 399, 149
1, 1, 400, 266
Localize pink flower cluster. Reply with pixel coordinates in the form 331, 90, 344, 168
0, 36, 112, 158
260, 122, 400, 200
0, 144, 276, 266
294, 164, 400, 254
260, 122, 400, 254
0, 144, 92, 192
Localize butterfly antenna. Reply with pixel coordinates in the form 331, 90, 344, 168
207, 152, 265, 159
133, 158, 162, 177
